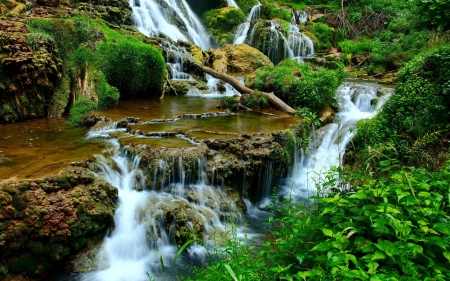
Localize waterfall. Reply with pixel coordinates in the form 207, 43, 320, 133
241, 20, 314, 64
233, 1, 261, 44
130, 0, 210, 50
80, 126, 247, 280
226, 0, 240, 8
282, 82, 393, 199
285, 23, 314, 60
291, 10, 308, 24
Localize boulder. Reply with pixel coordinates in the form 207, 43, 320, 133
209, 44, 274, 75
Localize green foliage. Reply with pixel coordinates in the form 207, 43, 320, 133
241, 91, 269, 109
309, 22, 333, 51
204, 7, 246, 45
186, 161, 450, 281
96, 73, 120, 109
235, 0, 258, 13
67, 97, 98, 125
252, 59, 345, 114
413, 0, 450, 31
260, 0, 291, 21
220, 96, 241, 111
48, 74, 71, 116
25, 32, 54, 51
98, 41, 166, 97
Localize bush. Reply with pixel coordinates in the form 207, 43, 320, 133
185, 161, 450, 281
260, 1, 291, 21
67, 97, 98, 125
251, 59, 345, 114
309, 22, 333, 50
98, 41, 166, 97
96, 73, 120, 109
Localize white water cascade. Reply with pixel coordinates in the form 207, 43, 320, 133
130, 0, 210, 50
291, 10, 308, 24
282, 82, 393, 200
80, 127, 246, 281
243, 20, 314, 64
226, 0, 240, 8
233, 1, 262, 44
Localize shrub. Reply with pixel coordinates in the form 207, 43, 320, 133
251, 59, 345, 114
67, 97, 98, 125
98, 41, 166, 97
96, 73, 120, 109
309, 22, 333, 50
185, 161, 450, 281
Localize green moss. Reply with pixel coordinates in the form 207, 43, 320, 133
309, 22, 334, 51
67, 97, 98, 125
220, 96, 241, 111
241, 91, 269, 109
48, 74, 71, 117
8, 253, 47, 276
204, 7, 246, 46
98, 41, 166, 97
260, 1, 291, 21
252, 59, 345, 114
96, 72, 120, 109
236, 0, 258, 13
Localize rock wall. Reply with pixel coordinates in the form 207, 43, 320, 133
0, 19, 62, 123
0, 167, 118, 278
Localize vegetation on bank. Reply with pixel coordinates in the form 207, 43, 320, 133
182, 0, 450, 280
249, 59, 345, 114
25, 14, 166, 124
184, 162, 450, 281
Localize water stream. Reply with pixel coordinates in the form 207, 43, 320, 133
44, 81, 392, 281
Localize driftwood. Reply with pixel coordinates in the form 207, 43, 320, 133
201, 66, 296, 114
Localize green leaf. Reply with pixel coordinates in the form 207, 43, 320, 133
224, 264, 239, 281
443, 252, 450, 263
372, 251, 386, 261
434, 222, 450, 235
322, 229, 333, 237
174, 240, 195, 263
311, 242, 331, 252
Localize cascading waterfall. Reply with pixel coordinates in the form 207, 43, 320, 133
161, 41, 194, 80
291, 10, 308, 24
226, 0, 240, 8
281, 82, 393, 199
81, 126, 245, 281
233, 1, 261, 44
130, 0, 210, 50
241, 20, 314, 64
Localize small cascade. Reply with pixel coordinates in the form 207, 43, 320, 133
285, 23, 314, 61
161, 41, 194, 80
226, 0, 240, 8
282, 82, 393, 199
130, 0, 210, 50
186, 74, 243, 97
81, 125, 247, 280
291, 10, 308, 24
243, 20, 314, 64
233, 1, 261, 44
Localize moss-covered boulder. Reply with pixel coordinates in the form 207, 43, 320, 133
0, 166, 118, 278
77, 0, 132, 25
203, 7, 246, 46
207, 44, 273, 75
0, 18, 62, 124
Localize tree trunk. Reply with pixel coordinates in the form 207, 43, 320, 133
201, 66, 296, 114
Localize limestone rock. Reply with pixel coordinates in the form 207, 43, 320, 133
209, 44, 273, 75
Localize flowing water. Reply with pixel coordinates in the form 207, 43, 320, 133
130, 0, 210, 50
281, 82, 393, 200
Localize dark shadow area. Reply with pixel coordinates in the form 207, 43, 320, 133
185, 0, 223, 18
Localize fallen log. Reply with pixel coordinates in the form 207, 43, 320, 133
201, 65, 296, 114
